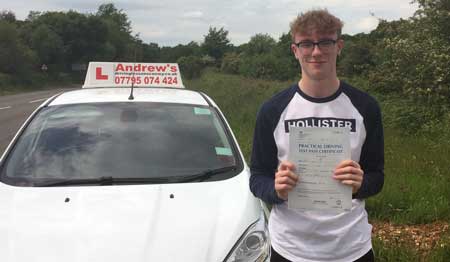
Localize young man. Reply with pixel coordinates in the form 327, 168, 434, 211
250, 9, 384, 262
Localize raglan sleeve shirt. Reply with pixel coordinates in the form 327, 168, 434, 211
249, 83, 384, 204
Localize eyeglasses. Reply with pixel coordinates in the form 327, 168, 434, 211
294, 39, 337, 53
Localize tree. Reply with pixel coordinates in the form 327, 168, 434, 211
96, 4, 134, 61
123, 35, 144, 62
414, 0, 450, 42
274, 32, 300, 79
0, 21, 36, 75
159, 41, 201, 62
202, 27, 231, 63
96, 3, 131, 34
245, 33, 276, 56
0, 10, 16, 23
337, 34, 375, 77
26, 11, 41, 22
143, 42, 160, 62
30, 24, 64, 65
25, 11, 108, 65
368, 0, 450, 104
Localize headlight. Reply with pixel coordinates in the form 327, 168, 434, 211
224, 211, 270, 262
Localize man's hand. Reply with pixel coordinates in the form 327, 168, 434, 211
333, 160, 364, 194
275, 161, 299, 200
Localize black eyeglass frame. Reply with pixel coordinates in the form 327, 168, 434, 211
293, 39, 338, 51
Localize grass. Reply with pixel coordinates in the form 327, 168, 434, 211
372, 237, 418, 261
366, 128, 450, 224
429, 231, 450, 261
187, 69, 450, 261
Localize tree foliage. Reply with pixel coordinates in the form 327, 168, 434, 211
0, 3, 140, 76
177, 55, 204, 79
202, 27, 231, 63
219, 32, 299, 81
160, 41, 201, 62
0, 21, 36, 75
96, 3, 131, 34
244, 33, 276, 56
30, 24, 64, 66
0, 10, 16, 23
369, 0, 450, 104
337, 34, 375, 77
221, 52, 241, 74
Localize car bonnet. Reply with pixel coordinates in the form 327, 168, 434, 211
0, 169, 260, 262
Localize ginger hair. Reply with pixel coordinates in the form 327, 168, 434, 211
290, 9, 343, 42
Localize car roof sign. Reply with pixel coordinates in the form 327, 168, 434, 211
83, 62, 184, 89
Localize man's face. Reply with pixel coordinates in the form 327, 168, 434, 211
291, 31, 343, 81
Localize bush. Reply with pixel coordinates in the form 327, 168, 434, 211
373, 88, 450, 137
337, 41, 374, 77
177, 55, 204, 79
368, 2, 450, 104
239, 53, 297, 81
221, 52, 241, 74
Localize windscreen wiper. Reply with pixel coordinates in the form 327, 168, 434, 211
171, 165, 237, 183
35, 176, 171, 187
35, 166, 237, 187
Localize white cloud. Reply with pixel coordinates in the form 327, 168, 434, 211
183, 11, 204, 19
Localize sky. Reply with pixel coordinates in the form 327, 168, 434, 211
0, 0, 419, 47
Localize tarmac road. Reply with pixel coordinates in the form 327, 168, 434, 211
0, 87, 80, 155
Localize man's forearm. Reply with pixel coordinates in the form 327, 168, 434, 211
352, 170, 384, 199
250, 171, 285, 204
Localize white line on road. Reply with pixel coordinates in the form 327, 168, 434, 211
0, 106, 12, 110
29, 98, 47, 104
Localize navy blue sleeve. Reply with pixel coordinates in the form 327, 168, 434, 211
250, 85, 299, 204
353, 96, 384, 199
250, 102, 285, 204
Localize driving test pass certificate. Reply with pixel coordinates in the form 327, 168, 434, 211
287, 127, 352, 212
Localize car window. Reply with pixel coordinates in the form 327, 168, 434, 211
1, 102, 240, 186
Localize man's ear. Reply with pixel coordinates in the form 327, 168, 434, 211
291, 44, 298, 58
337, 39, 344, 55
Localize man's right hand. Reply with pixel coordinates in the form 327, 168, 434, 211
275, 161, 299, 200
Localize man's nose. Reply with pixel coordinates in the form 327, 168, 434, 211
311, 44, 323, 56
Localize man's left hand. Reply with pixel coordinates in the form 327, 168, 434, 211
333, 160, 363, 194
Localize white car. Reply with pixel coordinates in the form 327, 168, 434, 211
0, 63, 270, 262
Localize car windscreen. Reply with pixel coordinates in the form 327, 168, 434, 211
1, 102, 240, 186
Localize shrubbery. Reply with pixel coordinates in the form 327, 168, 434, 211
239, 54, 297, 81
369, 19, 450, 104
177, 55, 204, 79
221, 52, 241, 74
220, 33, 299, 81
